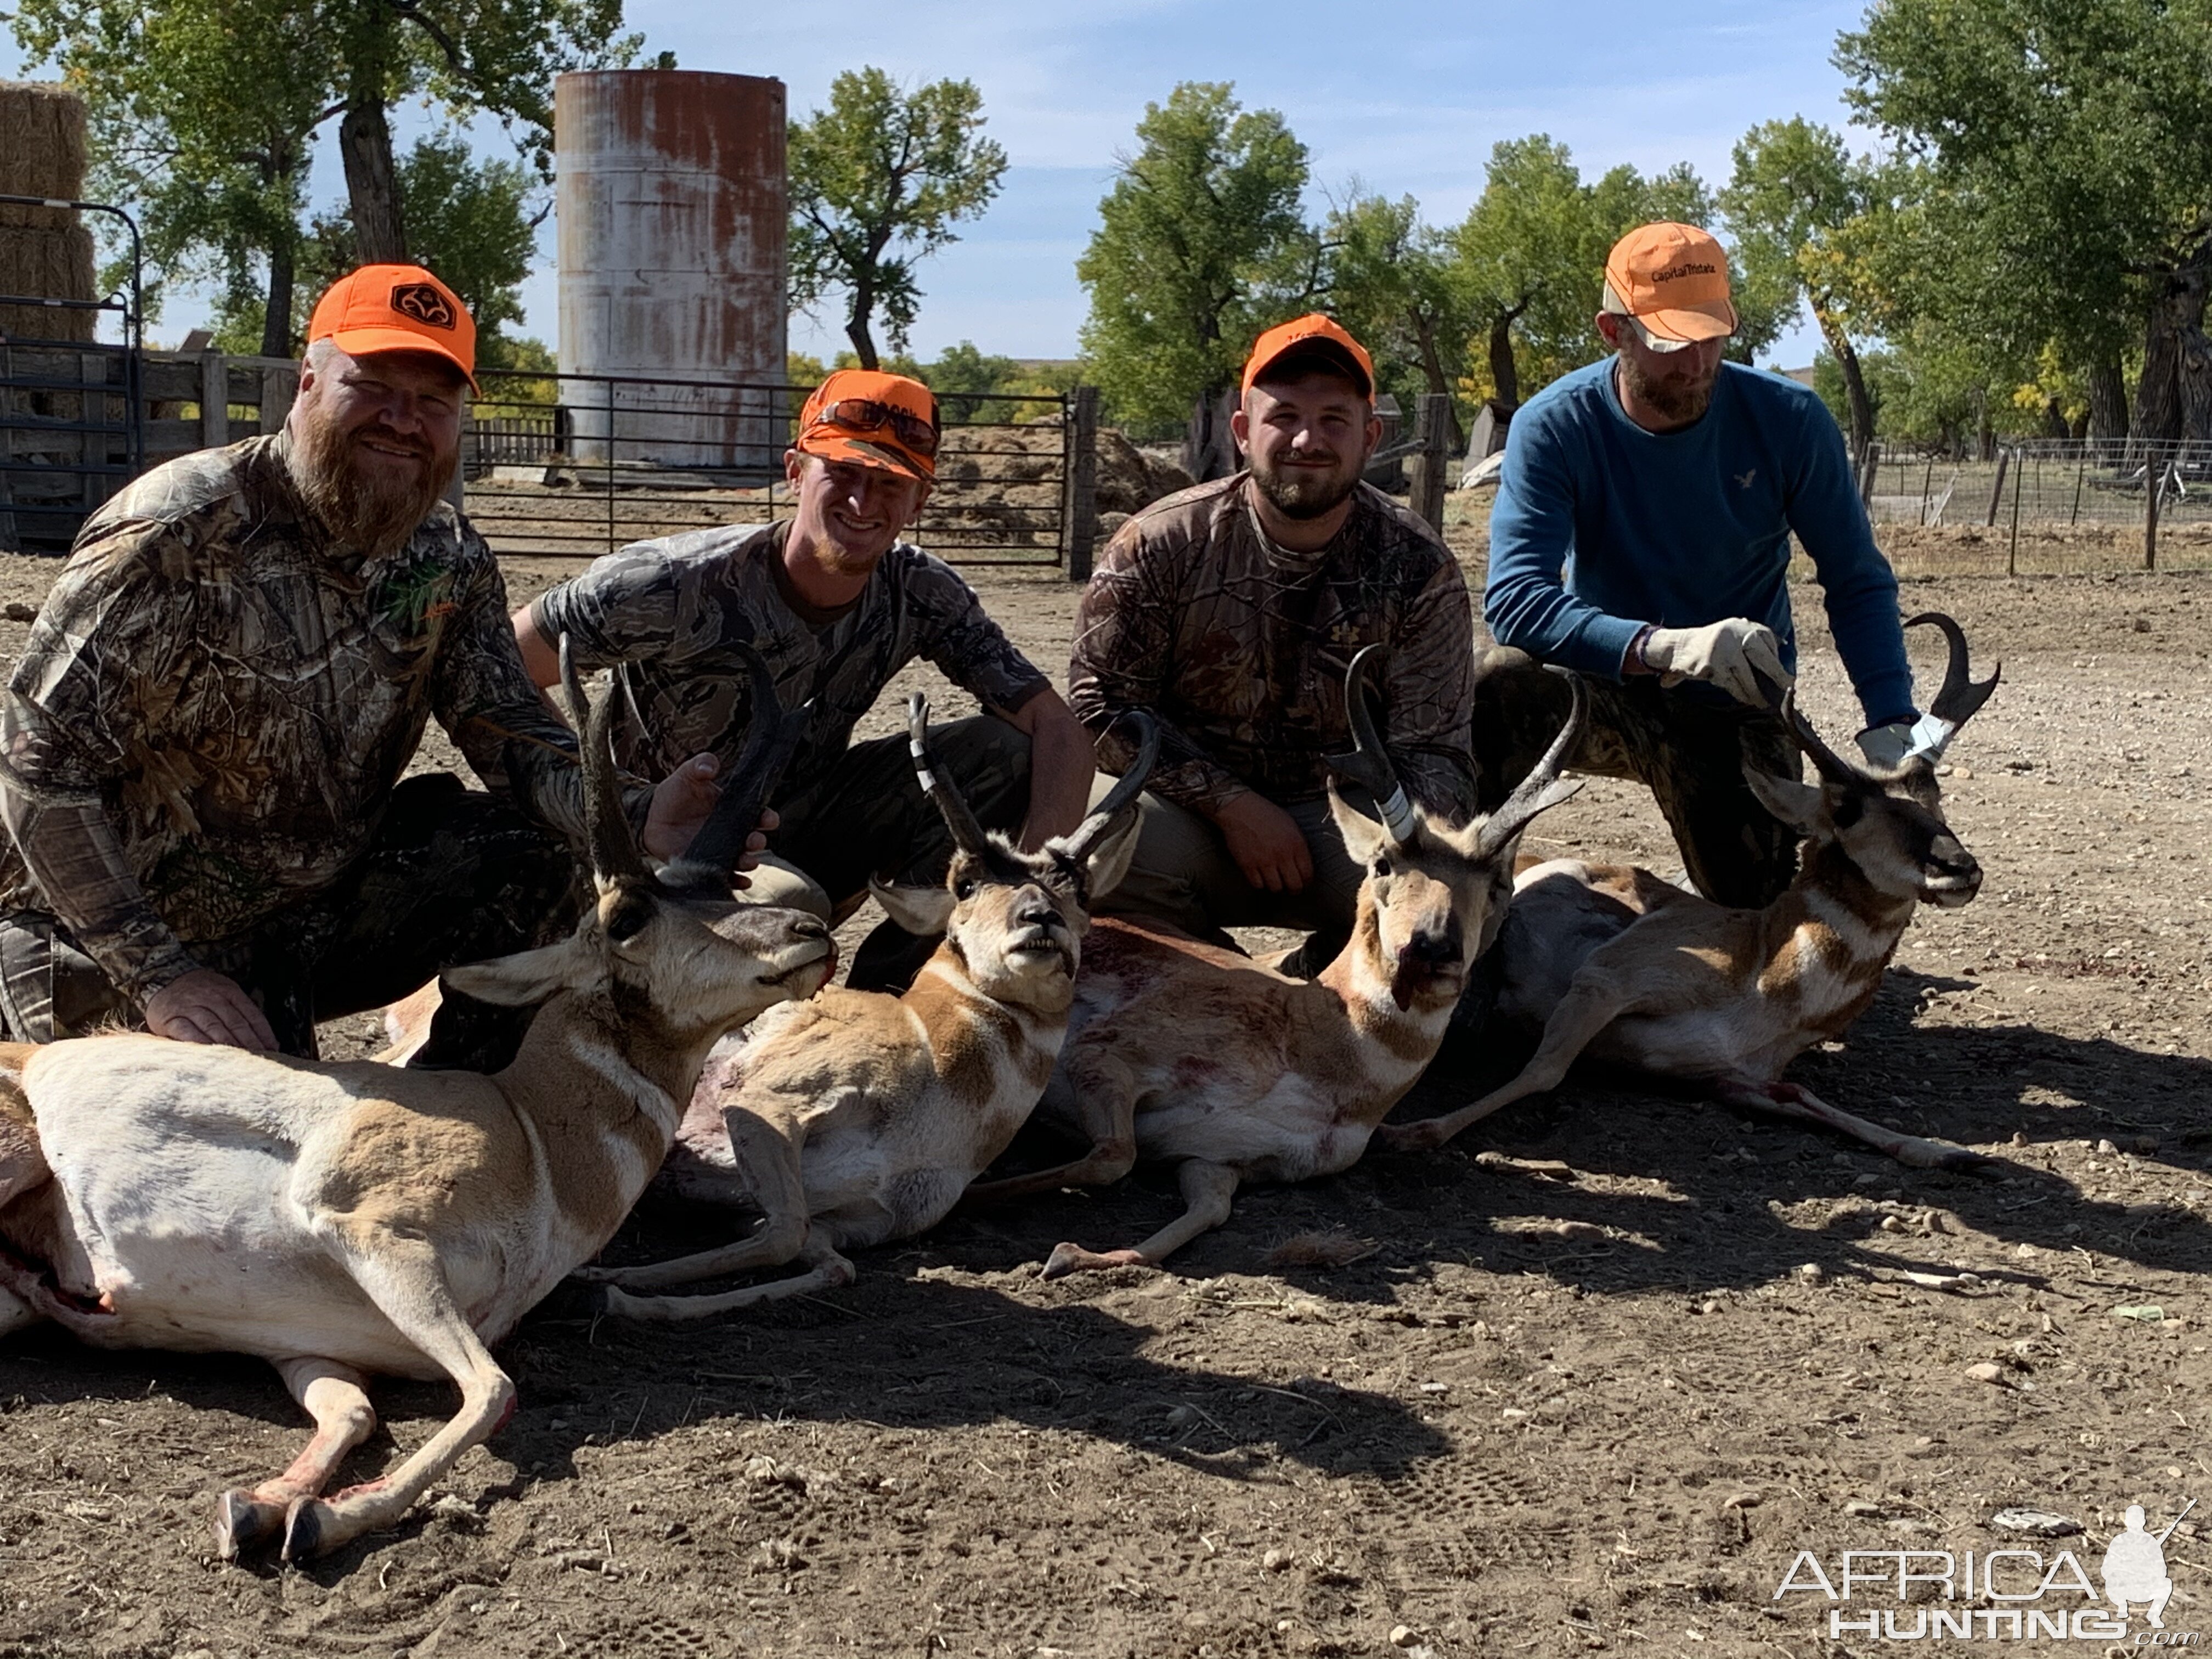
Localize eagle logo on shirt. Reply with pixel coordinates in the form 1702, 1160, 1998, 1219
1734, 469, 1758, 490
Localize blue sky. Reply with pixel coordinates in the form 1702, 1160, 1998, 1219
4, 0, 1872, 364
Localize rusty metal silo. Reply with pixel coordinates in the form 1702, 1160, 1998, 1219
555, 69, 787, 478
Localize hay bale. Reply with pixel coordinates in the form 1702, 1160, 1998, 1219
0, 81, 95, 343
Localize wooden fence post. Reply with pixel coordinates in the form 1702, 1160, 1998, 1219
258, 363, 296, 439
2146, 453, 2162, 572
1983, 447, 2010, 527
198, 350, 228, 450
1062, 384, 1100, 582
2007, 446, 2024, 576
1409, 392, 1451, 533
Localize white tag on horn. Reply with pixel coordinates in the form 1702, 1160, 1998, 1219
909, 732, 939, 792
1901, 712, 1957, 763
1378, 785, 1418, 840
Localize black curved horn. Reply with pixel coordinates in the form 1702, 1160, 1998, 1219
657, 644, 808, 893
1061, 710, 1160, 864
1476, 673, 1588, 856
907, 691, 994, 858
1779, 687, 1864, 786
1325, 644, 1417, 843
1906, 611, 2001, 729
560, 634, 648, 883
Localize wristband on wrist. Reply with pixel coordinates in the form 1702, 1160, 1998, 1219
1626, 624, 1656, 675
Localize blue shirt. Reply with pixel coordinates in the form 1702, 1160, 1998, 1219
1485, 358, 1914, 728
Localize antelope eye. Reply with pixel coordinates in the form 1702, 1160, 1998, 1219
955, 878, 977, 900
1372, 855, 1391, 878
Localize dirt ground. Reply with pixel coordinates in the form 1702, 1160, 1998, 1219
2, 531, 2210, 1659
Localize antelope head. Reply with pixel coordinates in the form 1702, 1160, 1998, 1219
1327, 647, 1585, 1011
1746, 612, 1999, 911
443, 636, 837, 1042
873, 696, 1159, 1011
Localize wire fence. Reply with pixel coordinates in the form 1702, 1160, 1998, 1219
1857, 438, 2212, 577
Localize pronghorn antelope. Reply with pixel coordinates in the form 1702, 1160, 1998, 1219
1379, 612, 1998, 1168
0, 642, 833, 1562
569, 692, 1159, 1320
983, 647, 1587, 1279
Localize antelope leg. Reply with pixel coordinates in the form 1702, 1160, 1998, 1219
214, 1357, 377, 1560
1042, 1159, 1240, 1279
966, 1056, 1138, 1204
595, 1235, 857, 1322
1712, 1077, 1990, 1171
278, 1232, 516, 1561
576, 1109, 808, 1291
1380, 977, 1634, 1152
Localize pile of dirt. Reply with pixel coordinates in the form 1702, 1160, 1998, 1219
1095, 426, 1194, 516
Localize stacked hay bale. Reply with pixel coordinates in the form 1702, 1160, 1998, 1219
0, 81, 95, 343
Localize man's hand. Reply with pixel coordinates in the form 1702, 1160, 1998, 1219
1216, 792, 1314, 894
144, 968, 278, 1051
642, 752, 776, 875
1641, 618, 1792, 708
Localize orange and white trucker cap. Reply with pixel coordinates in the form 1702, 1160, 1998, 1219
307, 263, 478, 391
1242, 313, 1375, 398
1601, 223, 1739, 353
793, 369, 939, 483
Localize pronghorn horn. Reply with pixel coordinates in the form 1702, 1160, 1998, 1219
1062, 710, 1159, 864
1325, 644, 1418, 844
658, 643, 809, 894
559, 634, 647, 883
1476, 671, 1587, 857
907, 691, 994, 858
1780, 687, 1864, 786
1900, 611, 2001, 760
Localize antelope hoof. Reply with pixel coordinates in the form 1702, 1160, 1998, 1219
1375, 1121, 1443, 1154
1042, 1243, 1144, 1280
213, 1489, 284, 1560
280, 1494, 331, 1561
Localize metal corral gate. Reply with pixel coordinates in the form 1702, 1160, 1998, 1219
460, 371, 1101, 572
0, 194, 143, 552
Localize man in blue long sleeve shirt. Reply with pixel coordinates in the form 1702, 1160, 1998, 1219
1479, 222, 1917, 906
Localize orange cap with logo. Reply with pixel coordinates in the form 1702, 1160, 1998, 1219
1602, 223, 1738, 351
1241, 313, 1375, 398
793, 369, 939, 483
307, 263, 478, 391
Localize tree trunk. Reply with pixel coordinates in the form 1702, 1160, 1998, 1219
1488, 311, 1521, 412
844, 267, 879, 370
2041, 398, 2068, 439
2134, 242, 2210, 447
1820, 315, 1876, 467
1410, 311, 1464, 454
261, 235, 295, 360
2086, 350, 2130, 458
340, 99, 407, 263
1182, 383, 1237, 483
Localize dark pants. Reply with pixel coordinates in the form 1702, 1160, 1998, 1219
769, 714, 1032, 991
1472, 648, 1803, 909
0, 774, 579, 1058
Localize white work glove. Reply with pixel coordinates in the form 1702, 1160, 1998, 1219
1640, 618, 1792, 708
1855, 721, 1915, 769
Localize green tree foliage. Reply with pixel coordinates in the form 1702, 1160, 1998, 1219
1720, 118, 1897, 461
1077, 82, 1315, 437
788, 68, 1009, 371
1317, 190, 1469, 443
1837, 0, 2212, 442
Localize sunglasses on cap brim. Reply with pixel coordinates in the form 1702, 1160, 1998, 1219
1620, 313, 1732, 354
805, 397, 940, 459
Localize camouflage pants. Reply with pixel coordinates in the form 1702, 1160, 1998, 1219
768, 714, 1032, 991
1471, 648, 1803, 909
0, 772, 579, 1058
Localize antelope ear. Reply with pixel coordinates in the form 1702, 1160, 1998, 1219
870, 875, 957, 936
442, 936, 595, 1007
1051, 807, 1144, 902
1325, 785, 1387, 866
1743, 764, 1830, 835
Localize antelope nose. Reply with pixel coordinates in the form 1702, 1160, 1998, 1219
1402, 930, 1460, 967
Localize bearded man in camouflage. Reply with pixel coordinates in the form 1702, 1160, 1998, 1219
1068, 315, 1477, 973
0, 266, 726, 1055
516, 368, 1096, 992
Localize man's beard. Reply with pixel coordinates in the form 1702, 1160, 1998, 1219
1617, 349, 1717, 424
289, 413, 452, 557
1249, 449, 1360, 521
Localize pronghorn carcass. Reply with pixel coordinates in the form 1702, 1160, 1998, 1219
0, 642, 833, 1562
975, 646, 1586, 1279
1379, 612, 1999, 1169
568, 692, 1159, 1319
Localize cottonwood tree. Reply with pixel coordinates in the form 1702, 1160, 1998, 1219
1077, 81, 1313, 466
1318, 190, 1469, 447
788, 68, 1008, 372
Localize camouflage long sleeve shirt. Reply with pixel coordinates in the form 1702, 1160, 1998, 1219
0, 434, 599, 1001
1067, 475, 1479, 819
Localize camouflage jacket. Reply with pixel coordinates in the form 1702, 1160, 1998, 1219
0, 435, 600, 1000
1068, 475, 1479, 817
531, 520, 1049, 791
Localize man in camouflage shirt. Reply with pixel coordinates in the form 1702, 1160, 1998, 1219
0, 266, 724, 1055
519, 368, 1095, 991
1068, 316, 1477, 969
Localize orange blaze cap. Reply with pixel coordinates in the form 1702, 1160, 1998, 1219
1602, 223, 1738, 349
1242, 313, 1375, 399
794, 369, 939, 483
307, 263, 478, 391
